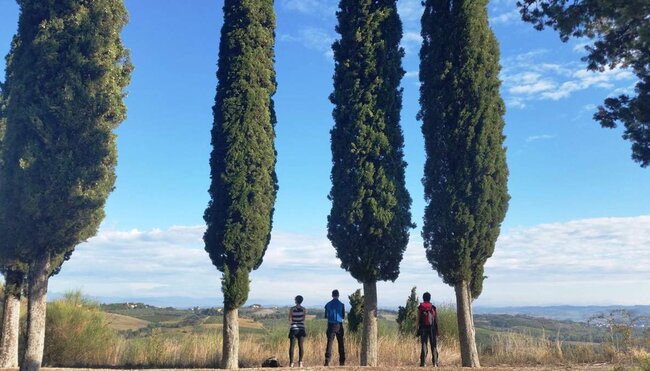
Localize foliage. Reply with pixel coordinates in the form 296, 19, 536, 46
328, 0, 413, 284
348, 289, 364, 334
396, 286, 418, 335
517, 0, 650, 167
35, 297, 642, 368
419, 0, 510, 298
0, 0, 132, 264
588, 309, 644, 353
44, 291, 120, 367
203, 0, 278, 309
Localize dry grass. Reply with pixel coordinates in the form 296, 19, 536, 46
479, 331, 614, 367
40, 294, 644, 369
105, 313, 150, 331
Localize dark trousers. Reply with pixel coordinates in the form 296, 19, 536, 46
325, 323, 345, 365
289, 335, 304, 364
420, 326, 438, 366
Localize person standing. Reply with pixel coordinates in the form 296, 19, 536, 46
417, 292, 439, 367
288, 295, 307, 367
324, 289, 345, 366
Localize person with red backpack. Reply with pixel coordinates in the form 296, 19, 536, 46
417, 292, 439, 367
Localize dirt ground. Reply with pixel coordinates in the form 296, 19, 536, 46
28, 363, 623, 371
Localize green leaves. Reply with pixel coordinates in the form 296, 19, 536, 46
204, 0, 278, 308
396, 287, 419, 335
328, 0, 413, 283
0, 0, 132, 265
420, 0, 509, 299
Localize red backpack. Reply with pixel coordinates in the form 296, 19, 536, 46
419, 302, 436, 327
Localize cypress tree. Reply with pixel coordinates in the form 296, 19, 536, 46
0, 265, 25, 368
0, 51, 26, 371
347, 289, 364, 334
203, 0, 277, 368
329, 0, 413, 365
419, 0, 510, 367
396, 286, 419, 335
0, 1, 132, 370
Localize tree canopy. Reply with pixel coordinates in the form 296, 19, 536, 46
518, 0, 650, 167
0, 0, 132, 263
419, 0, 509, 299
328, 0, 414, 283
203, 0, 278, 310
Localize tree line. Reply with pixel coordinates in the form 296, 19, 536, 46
0, 0, 646, 370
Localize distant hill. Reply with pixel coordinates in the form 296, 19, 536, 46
474, 305, 650, 323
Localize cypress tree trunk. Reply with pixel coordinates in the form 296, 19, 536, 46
221, 306, 239, 369
360, 281, 378, 366
20, 254, 50, 371
455, 281, 480, 367
0, 271, 22, 368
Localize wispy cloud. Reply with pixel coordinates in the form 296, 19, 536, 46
280, 27, 336, 58
401, 31, 422, 57
281, 0, 336, 15
501, 50, 635, 109
404, 70, 418, 79
398, 0, 422, 24
490, 9, 520, 25
526, 134, 555, 143
47, 215, 650, 307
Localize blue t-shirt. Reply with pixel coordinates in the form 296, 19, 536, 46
324, 298, 345, 324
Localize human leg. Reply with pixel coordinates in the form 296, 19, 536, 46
324, 324, 336, 366
420, 328, 429, 366
431, 334, 438, 366
336, 324, 345, 365
289, 335, 296, 366
298, 335, 305, 363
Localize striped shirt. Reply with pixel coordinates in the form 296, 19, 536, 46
290, 305, 306, 330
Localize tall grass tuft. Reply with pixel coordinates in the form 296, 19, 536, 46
44, 291, 121, 366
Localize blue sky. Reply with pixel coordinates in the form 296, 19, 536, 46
1, 0, 649, 308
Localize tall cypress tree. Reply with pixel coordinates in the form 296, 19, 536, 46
419, 0, 509, 367
0, 2, 132, 370
329, 0, 413, 365
0, 47, 26, 371
203, 0, 277, 369
347, 289, 364, 334
396, 286, 419, 335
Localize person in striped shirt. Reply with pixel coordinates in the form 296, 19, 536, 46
288, 295, 307, 367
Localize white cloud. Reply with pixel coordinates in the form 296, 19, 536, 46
398, 0, 422, 24
280, 27, 336, 57
401, 31, 422, 57
282, 0, 336, 15
404, 70, 418, 79
45, 215, 650, 308
490, 9, 520, 25
501, 50, 635, 109
526, 134, 555, 143
573, 41, 591, 53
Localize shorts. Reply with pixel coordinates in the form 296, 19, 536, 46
288, 327, 306, 339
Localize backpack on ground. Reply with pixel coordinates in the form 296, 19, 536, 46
419, 302, 436, 327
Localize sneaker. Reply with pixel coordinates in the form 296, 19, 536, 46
290, 362, 294, 367
299, 362, 304, 367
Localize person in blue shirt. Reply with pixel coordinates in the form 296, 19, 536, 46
323, 289, 345, 366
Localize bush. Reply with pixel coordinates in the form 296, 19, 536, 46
435, 304, 459, 342
44, 291, 120, 367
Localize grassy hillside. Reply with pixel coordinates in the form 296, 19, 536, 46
0, 292, 646, 368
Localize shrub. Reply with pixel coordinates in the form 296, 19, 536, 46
44, 291, 120, 367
